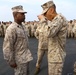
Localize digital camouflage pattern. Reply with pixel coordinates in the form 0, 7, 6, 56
40, 13, 68, 75
35, 22, 48, 50
3, 22, 33, 65
35, 22, 48, 68
14, 63, 29, 75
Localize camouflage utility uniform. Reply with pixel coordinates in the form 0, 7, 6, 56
3, 22, 33, 75
35, 22, 48, 69
41, 14, 68, 75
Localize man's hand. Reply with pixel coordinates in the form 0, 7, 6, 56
9, 62, 17, 68
37, 14, 45, 20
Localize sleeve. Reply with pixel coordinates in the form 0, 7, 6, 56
47, 17, 63, 38
34, 17, 48, 39
39, 17, 47, 24
3, 27, 16, 64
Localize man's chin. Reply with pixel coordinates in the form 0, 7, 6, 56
22, 19, 25, 22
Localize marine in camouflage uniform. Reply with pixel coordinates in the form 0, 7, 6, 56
72, 21, 76, 38
34, 21, 48, 75
30, 22, 35, 37
3, 5, 33, 75
67, 20, 74, 38
73, 20, 76, 74
0, 22, 2, 37
38, 1, 68, 75
25, 23, 30, 37
1, 22, 5, 37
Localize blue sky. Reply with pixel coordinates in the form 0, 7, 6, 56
0, 0, 76, 22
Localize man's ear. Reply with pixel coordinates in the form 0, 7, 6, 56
50, 7, 54, 13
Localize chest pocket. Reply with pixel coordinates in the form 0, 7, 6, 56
17, 30, 25, 39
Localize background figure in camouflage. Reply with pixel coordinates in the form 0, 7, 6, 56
1, 22, 5, 37
3, 5, 33, 75
38, 0, 68, 75
0, 22, 2, 37
34, 21, 48, 75
73, 20, 76, 38
73, 20, 76, 74
67, 20, 74, 38
30, 22, 35, 37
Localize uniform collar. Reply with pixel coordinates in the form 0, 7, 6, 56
13, 22, 23, 28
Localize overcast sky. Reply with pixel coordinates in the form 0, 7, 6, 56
0, 0, 76, 22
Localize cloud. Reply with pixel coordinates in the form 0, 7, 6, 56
0, 5, 13, 21
0, 5, 11, 15
2, 0, 28, 3
1, 0, 51, 5
54, 0, 76, 20
0, 0, 76, 21
2, 0, 35, 3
